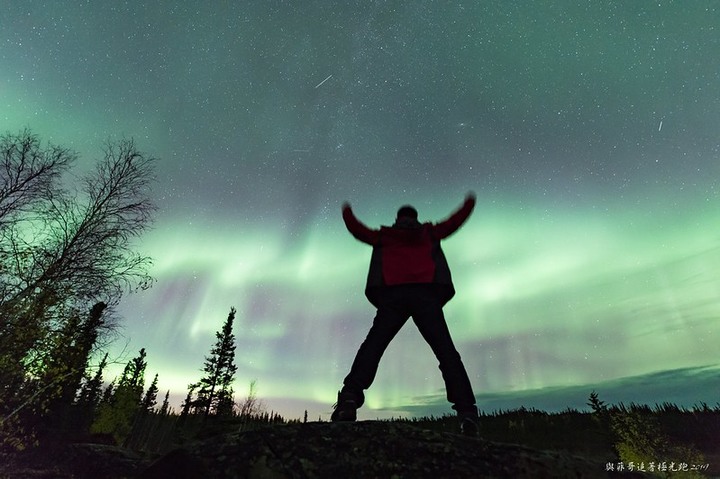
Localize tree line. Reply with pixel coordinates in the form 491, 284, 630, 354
0, 129, 280, 453
75, 307, 266, 450
0, 129, 157, 450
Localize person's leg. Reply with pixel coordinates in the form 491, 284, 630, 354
410, 293, 477, 416
340, 300, 410, 407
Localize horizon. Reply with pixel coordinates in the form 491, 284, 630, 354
137, 362, 720, 421
3, 2, 719, 422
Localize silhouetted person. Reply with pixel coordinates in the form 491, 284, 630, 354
332, 193, 479, 435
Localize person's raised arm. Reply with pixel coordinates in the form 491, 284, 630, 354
432, 192, 476, 239
342, 202, 380, 245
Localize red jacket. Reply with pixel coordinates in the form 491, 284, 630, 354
342, 197, 475, 306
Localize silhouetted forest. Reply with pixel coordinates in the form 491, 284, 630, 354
404, 397, 718, 476
3, 391, 717, 478
0, 129, 157, 452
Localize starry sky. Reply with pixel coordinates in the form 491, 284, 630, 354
2, 1, 720, 420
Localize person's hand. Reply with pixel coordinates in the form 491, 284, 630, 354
465, 191, 476, 203
342, 201, 351, 211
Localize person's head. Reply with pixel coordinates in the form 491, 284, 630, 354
396, 205, 418, 221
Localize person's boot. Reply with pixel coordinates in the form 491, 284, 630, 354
331, 390, 358, 422
459, 415, 479, 437
458, 407, 479, 437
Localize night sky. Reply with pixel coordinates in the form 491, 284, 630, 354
3, 1, 719, 420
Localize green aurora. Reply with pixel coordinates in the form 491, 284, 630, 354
2, 1, 719, 419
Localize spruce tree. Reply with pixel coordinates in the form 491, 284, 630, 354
99, 381, 115, 406
158, 390, 170, 417
195, 308, 238, 418
119, 348, 148, 394
91, 348, 147, 444
78, 352, 109, 409
141, 373, 159, 413
127, 372, 159, 450
178, 383, 198, 426
33, 302, 107, 436
76, 352, 109, 433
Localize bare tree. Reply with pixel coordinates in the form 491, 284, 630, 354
30, 137, 156, 306
238, 379, 265, 418
1, 135, 156, 343
0, 129, 74, 228
0, 130, 74, 322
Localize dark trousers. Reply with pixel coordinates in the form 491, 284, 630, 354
342, 285, 477, 415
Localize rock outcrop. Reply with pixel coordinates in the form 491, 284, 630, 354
140, 421, 634, 479
3, 421, 642, 478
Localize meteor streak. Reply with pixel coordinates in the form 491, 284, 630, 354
315, 74, 333, 89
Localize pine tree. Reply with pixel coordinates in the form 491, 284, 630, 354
77, 352, 109, 410
158, 390, 170, 417
180, 383, 198, 420
91, 348, 148, 444
99, 381, 115, 406
119, 348, 148, 395
141, 373, 159, 413
126, 372, 159, 450
75, 352, 109, 433
587, 390, 607, 414
215, 388, 235, 418
195, 308, 238, 419
43, 303, 107, 420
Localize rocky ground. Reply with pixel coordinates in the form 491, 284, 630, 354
2, 421, 647, 478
